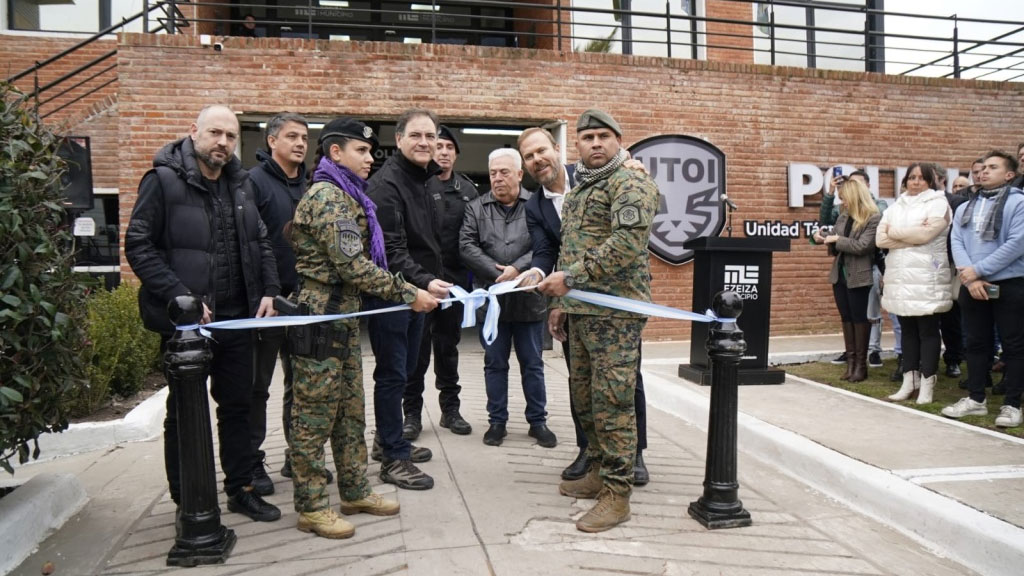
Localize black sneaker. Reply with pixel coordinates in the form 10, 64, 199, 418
380, 459, 434, 490
402, 415, 422, 441
945, 362, 962, 378
483, 423, 507, 446
528, 423, 558, 448
227, 487, 281, 522
252, 461, 274, 496
370, 434, 431, 463
633, 451, 649, 487
890, 354, 903, 382
868, 351, 883, 368
439, 412, 472, 435
561, 449, 591, 481
830, 352, 848, 365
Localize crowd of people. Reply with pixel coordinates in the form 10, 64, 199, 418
815, 152, 1023, 428
125, 105, 656, 539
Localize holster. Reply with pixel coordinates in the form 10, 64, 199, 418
280, 292, 349, 361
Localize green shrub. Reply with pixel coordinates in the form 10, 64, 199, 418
1, 83, 94, 473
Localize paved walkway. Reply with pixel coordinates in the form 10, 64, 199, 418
8, 331, 1021, 575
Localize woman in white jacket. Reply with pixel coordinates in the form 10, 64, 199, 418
876, 163, 954, 403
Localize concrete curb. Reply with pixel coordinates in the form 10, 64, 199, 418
16, 386, 168, 468
0, 474, 88, 575
644, 371, 1024, 576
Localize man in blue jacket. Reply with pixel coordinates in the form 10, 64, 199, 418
943, 150, 1024, 428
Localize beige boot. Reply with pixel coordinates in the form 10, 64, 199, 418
297, 508, 355, 539
559, 462, 602, 498
576, 487, 631, 533
916, 374, 936, 404
887, 371, 919, 402
339, 492, 400, 516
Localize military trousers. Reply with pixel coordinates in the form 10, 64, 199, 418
289, 322, 371, 512
567, 314, 645, 497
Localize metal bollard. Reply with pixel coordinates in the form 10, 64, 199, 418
165, 295, 236, 566
687, 291, 752, 529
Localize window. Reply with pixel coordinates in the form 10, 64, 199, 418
7, 0, 148, 34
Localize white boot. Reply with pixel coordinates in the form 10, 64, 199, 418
887, 371, 919, 402
916, 374, 936, 404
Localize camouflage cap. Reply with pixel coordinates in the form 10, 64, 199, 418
576, 109, 622, 137
319, 117, 378, 149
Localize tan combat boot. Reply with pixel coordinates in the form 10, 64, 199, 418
339, 492, 400, 516
559, 462, 602, 498
576, 487, 631, 533
297, 508, 355, 539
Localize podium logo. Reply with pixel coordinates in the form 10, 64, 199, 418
629, 135, 726, 266
723, 265, 760, 300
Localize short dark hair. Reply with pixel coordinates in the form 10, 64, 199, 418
983, 150, 1019, 174
972, 157, 985, 167
1017, 142, 1024, 154
849, 169, 870, 184
395, 108, 438, 136
901, 162, 939, 191
265, 112, 308, 148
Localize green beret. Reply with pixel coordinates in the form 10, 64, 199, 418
576, 109, 622, 136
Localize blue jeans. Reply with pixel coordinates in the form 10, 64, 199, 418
480, 320, 547, 425
366, 299, 425, 461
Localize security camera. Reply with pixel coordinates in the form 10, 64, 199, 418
213, 42, 223, 52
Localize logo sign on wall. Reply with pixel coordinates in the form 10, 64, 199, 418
629, 135, 726, 265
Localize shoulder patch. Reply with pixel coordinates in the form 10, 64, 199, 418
616, 204, 641, 227
335, 219, 362, 258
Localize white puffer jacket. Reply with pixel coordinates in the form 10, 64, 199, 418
876, 188, 954, 317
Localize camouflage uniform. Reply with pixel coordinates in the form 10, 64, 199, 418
290, 180, 418, 513
558, 166, 659, 497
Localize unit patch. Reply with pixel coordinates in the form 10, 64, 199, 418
617, 204, 641, 227
335, 219, 362, 258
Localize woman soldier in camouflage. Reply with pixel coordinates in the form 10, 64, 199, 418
288, 118, 437, 539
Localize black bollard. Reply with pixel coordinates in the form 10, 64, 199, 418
165, 295, 236, 567
688, 291, 752, 530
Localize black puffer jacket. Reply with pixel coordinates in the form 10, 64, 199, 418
250, 149, 306, 296
366, 152, 443, 289
428, 172, 478, 288
125, 137, 280, 335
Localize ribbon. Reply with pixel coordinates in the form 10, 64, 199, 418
176, 284, 732, 337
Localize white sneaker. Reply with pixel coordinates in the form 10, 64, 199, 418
941, 397, 988, 419
995, 405, 1023, 428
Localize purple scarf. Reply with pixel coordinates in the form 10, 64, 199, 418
312, 156, 387, 270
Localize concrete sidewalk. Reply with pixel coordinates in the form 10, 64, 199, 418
7, 332, 1019, 575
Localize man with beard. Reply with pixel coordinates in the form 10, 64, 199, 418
517, 127, 651, 486
126, 104, 282, 522
538, 110, 659, 532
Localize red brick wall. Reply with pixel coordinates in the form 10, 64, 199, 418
705, 0, 754, 64
111, 34, 1024, 340
1, 35, 119, 123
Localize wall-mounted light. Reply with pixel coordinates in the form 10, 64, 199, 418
462, 128, 523, 137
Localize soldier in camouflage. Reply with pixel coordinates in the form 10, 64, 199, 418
538, 109, 659, 533
289, 117, 438, 539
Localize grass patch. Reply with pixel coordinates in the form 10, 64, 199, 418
786, 358, 1023, 440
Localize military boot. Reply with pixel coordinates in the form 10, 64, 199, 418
339, 492, 400, 516
297, 508, 355, 539
576, 487, 631, 533
558, 462, 601, 498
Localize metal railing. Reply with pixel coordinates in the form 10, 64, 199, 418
7, 0, 1024, 120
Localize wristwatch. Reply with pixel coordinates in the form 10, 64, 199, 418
564, 272, 575, 288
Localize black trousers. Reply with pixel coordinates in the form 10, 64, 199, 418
960, 279, 1024, 408
563, 339, 648, 451
163, 325, 255, 503
832, 274, 870, 323
252, 326, 291, 461
898, 314, 942, 378
404, 302, 463, 417
939, 300, 963, 365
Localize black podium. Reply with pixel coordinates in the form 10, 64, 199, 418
678, 236, 790, 385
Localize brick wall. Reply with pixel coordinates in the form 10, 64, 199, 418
705, 0, 754, 64
112, 33, 1024, 340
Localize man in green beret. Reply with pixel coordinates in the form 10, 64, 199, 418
538, 109, 659, 532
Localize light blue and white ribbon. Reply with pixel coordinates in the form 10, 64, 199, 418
178, 281, 731, 338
